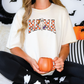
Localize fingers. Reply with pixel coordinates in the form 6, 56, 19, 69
32, 60, 47, 74
56, 63, 64, 72
53, 57, 58, 61
55, 62, 64, 68
33, 65, 46, 74
34, 66, 47, 74
53, 57, 64, 72
57, 67, 64, 72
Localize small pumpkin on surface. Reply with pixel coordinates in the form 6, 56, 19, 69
73, 26, 84, 40
38, 57, 54, 72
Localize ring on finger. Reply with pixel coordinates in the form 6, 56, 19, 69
60, 65, 62, 68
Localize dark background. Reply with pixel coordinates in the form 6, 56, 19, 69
0, 0, 15, 24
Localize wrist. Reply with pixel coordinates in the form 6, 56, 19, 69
25, 55, 32, 63
59, 55, 66, 62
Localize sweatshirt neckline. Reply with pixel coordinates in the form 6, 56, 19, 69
32, 3, 53, 12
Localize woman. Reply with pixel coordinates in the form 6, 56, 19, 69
0, 0, 84, 84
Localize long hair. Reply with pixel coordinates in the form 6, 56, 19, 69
18, 0, 65, 46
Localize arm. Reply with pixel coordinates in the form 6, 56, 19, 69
53, 8, 76, 72
54, 43, 69, 72
10, 47, 31, 62
59, 43, 69, 61
10, 47, 46, 74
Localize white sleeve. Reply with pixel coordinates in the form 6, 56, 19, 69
61, 8, 77, 45
6, 9, 24, 49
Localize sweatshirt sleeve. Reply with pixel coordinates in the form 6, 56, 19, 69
6, 8, 25, 49
61, 8, 77, 45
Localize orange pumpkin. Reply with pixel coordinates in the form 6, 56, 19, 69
73, 26, 84, 40
38, 57, 53, 72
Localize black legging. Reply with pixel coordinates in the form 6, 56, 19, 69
0, 51, 84, 84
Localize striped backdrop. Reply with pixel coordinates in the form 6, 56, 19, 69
66, 40, 84, 65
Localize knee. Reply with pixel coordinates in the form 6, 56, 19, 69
0, 51, 7, 62
0, 51, 10, 58
0, 51, 5, 56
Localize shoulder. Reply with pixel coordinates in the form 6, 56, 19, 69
12, 8, 25, 26
15, 7, 25, 18
52, 3, 68, 15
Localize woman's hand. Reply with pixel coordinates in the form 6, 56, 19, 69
29, 58, 46, 74
53, 57, 64, 72
10, 47, 46, 74
53, 44, 69, 72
